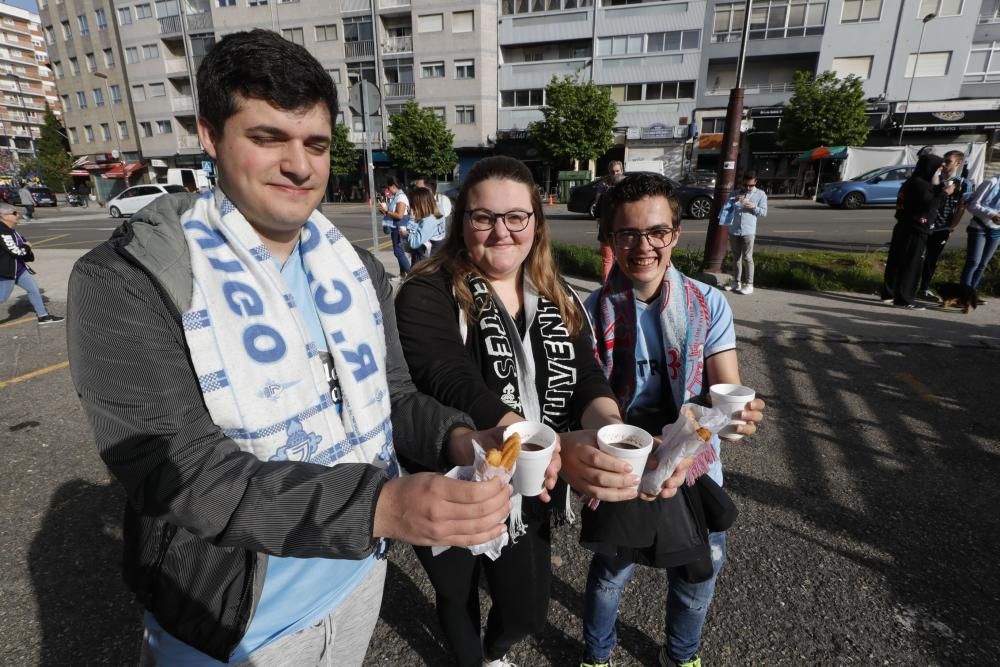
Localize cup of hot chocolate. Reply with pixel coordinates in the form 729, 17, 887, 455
596, 424, 654, 489
503, 421, 557, 497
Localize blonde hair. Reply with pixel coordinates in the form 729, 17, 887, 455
406, 156, 583, 335
406, 186, 440, 220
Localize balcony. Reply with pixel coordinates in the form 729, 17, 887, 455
172, 96, 195, 112
187, 11, 213, 31
176, 134, 201, 150
384, 82, 414, 98
165, 58, 189, 75
379, 0, 409, 7
159, 15, 183, 35
382, 36, 412, 54
704, 82, 795, 96
500, 59, 590, 89
979, 14, 1000, 24
348, 130, 383, 144
345, 40, 375, 58
340, 0, 370, 13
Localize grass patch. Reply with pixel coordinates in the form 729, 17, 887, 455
551, 242, 999, 296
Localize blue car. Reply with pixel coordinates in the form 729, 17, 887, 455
817, 164, 914, 209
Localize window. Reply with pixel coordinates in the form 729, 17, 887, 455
315, 24, 337, 42
125, 47, 139, 63
281, 27, 304, 45
61, 94, 71, 111
841, 0, 881, 22
455, 59, 475, 79
430, 106, 446, 120
610, 80, 695, 102
53, 61, 63, 78
501, 89, 545, 107
216, 0, 236, 6
701, 117, 726, 133
149, 82, 166, 97
327, 68, 341, 84
142, 44, 159, 59
832, 55, 873, 79
95, 8, 107, 30
61, 20, 71, 39
713, 0, 826, 42
456, 105, 475, 124
69, 57, 80, 75
135, 3, 153, 19
347, 61, 376, 84
343, 16, 373, 42
131, 84, 146, 101
110, 84, 122, 103
157, 119, 172, 134
86, 52, 97, 72
905, 51, 951, 77
453, 10, 474, 32
964, 41, 1000, 83
84, 125, 94, 142
118, 121, 129, 139
140, 121, 153, 137
638, 29, 701, 54
69, 127, 79, 144
421, 61, 444, 78
919, 0, 962, 16
417, 13, 443, 32
44, 25, 54, 43
248, 0, 268, 6
93, 87, 104, 106
78, 14, 90, 34
101, 123, 111, 140
597, 34, 644, 56
104, 48, 114, 66
117, 7, 132, 25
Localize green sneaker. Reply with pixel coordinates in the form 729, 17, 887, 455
658, 647, 702, 667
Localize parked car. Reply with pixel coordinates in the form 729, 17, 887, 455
568, 173, 715, 220
107, 183, 188, 218
817, 165, 914, 209
681, 169, 717, 189
26, 186, 58, 207
0, 184, 18, 205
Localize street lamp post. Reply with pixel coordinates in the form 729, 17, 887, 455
898, 12, 936, 146
9, 74, 37, 159
93, 71, 127, 185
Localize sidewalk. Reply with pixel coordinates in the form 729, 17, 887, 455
13, 247, 1000, 350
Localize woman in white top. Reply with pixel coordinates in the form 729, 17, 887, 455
379, 175, 411, 275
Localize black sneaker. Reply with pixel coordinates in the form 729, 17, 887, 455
38, 315, 64, 324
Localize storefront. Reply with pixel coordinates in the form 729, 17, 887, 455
890, 100, 1000, 161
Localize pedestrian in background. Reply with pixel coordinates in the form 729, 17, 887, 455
597, 160, 625, 280
379, 175, 411, 276
961, 172, 1000, 293
401, 186, 441, 263
919, 150, 971, 300
0, 203, 62, 323
721, 172, 767, 295
18, 183, 34, 220
414, 176, 451, 254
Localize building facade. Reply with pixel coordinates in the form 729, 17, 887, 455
1, 2, 62, 180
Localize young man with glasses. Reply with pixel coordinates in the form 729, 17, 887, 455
721, 172, 767, 295
581, 173, 765, 667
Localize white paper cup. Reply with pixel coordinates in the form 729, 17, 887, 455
596, 424, 654, 488
709, 383, 756, 441
503, 422, 557, 497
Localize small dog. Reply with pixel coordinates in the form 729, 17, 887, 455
935, 282, 978, 314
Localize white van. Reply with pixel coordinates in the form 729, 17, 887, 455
162, 168, 211, 192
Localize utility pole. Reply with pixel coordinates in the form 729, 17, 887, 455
698, 0, 752, 280
898, 13, 937, 146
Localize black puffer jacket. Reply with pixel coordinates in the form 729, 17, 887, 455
67, 193, 472, 660
895, 153, 946, 233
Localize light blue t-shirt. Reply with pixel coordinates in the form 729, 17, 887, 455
145, 242, 376, 664
626, 283, 736, 485
727, 187, 768, 237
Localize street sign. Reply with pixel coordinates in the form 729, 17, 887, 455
348, 81, 381, 116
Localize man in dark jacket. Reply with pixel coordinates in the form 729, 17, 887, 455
918, 150, 970, 300
880, 153, 954, 309
1, 203, 62, 323
67, 30, 512, 665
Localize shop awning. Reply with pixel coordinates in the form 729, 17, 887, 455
101, 162, 147, 179
69, 169, 91, 176
797, 145, 848, 161
697, 133, 724, 151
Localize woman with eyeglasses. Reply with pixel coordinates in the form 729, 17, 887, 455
580, 173, 766, 667
394, 157, 693, 667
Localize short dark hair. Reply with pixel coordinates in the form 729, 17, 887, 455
943, 150, 965, 161
599, 172, 681, 242
743, 171, 758, 181
197, 29, 337, 136
418, 176, 438, 193
386, 175, 402, 189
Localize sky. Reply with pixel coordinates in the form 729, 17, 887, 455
5, 0, 39, 13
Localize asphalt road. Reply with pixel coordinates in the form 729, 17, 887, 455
3, 291, 998, 665
15, 198, 971, 256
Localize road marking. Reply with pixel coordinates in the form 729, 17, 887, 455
0, 315, 36, 329
865, 230, 890, 233
0, 360, 70, 390
774, 229, 816, 233
895, 372, 937, 403
30, 233, 70, 247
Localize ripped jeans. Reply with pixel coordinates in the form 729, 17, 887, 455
582, 531, 728, 663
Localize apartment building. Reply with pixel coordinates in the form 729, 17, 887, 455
0, 2, 62, 178
37, 0, 140, 176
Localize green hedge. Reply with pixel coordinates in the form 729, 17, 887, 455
551, 242, 999, 296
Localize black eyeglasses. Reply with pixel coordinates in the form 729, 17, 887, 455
465, 208, 534, 232
612, 227, 677, 250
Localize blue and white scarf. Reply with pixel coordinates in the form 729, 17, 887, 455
180, 190, 397, 476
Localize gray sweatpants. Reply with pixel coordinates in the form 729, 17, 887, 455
729, 234, 755, 285
140, 558, 387, 667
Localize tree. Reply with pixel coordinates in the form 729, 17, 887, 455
329, 122, 357, 176
779, 71, 870, 150
37, 105, 74, 192
0, 149, 16, 179
528, 76, 618, 170
386, 100, 458, 179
